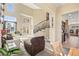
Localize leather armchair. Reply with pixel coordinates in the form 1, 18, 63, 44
24, 36, 45, 56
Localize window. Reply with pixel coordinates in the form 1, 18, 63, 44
4, 16, 17, 32
7, 4, 14, 12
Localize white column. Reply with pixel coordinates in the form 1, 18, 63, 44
49, 13, 55, 44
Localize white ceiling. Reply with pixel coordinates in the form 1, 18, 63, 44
52, 3, 65, 7
22, 3, 66, 9
22, 3, 79, 9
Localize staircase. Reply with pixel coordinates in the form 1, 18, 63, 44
33, 20, 50, 33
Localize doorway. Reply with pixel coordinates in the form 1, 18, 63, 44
62, 11, 79, 48
62, 20, 69, 44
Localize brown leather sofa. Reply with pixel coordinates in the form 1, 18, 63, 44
24, 36, 45, 56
